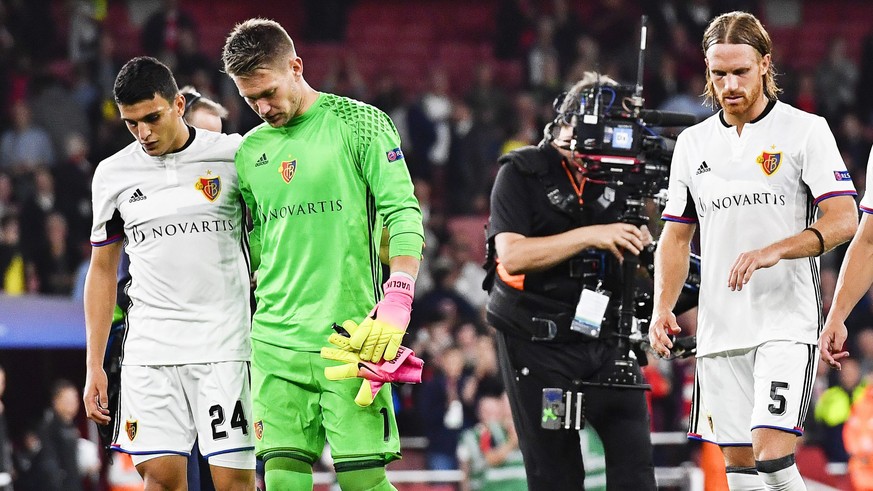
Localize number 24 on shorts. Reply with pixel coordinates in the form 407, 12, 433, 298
209, 400, 249, 440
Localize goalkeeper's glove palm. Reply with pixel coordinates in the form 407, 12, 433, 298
350, 273, 414, 362
322, 320, 423, 406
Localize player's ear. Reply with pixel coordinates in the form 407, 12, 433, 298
290, 56, 303, 79
173, 93, 185, 117
759, 53, 771, 73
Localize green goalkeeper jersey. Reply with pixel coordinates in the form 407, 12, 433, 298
235, 93, 424, 351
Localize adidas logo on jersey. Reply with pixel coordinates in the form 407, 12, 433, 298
255, 154, 269, 167
696, 161, 711, 175
129, 188, 147, 203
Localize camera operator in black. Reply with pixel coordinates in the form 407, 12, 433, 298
484, 72, 656, 490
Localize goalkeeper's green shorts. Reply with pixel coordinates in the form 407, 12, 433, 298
251, 338, 401, 466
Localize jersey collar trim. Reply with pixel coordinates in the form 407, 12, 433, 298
173, 125, 197, 153
718, 99, 777, 128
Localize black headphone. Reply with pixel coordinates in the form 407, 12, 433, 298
182, 89, 202, 113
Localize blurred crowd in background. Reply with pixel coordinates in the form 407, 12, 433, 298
2, 0, 873, 489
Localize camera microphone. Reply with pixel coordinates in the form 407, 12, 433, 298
639, 110, 699, 127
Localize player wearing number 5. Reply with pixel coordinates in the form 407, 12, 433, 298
82, 56, 255, 490
649, 12, 858, 490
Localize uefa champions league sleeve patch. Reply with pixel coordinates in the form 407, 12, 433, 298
386, 147, 404, 162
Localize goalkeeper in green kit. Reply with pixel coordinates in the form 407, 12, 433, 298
222, 18, 425, 491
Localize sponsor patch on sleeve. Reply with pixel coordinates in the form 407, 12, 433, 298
386, 147, 405, 162
834, 170, 852, 181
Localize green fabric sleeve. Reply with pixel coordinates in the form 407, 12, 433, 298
236, 148, 262, 270
388, 231, 424, 259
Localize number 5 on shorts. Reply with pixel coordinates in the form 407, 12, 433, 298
768, 381, 789, 415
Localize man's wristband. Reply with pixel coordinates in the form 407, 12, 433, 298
804, 227, 825, 257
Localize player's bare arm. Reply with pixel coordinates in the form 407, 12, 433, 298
83, 241, 123, 425
820, 212, 873, 368
387, 253, 421, 280
650, 221, 696, 357
728, 195, 858, 291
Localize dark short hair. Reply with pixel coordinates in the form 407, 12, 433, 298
222, 18, 295, 76
113, 56, 180, 106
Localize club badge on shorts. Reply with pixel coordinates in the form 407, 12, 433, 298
125, 419, 138, 441
195, 171, 221, 201
254, 420, 264, 440
279, 160, 297, 183
756, 150, 782, 176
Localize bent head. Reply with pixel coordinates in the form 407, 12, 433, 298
114, 57, 187, 156
702, 11, 779, 117
222, 18, 306, 127
705, 43, 769, 120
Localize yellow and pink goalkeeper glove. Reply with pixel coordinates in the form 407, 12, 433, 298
321, 320, 424, 406
350, 272, 415, 362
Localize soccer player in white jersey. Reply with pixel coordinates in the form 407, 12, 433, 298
820, 145, 873, 368
648, 12, 858, 490
82, 56, 255, 490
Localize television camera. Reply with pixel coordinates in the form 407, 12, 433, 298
546, 17, 700, 392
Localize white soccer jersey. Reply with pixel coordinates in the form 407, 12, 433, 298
90, 128, 251, 365
859, 146, 873, 213
661, 101, 856, 356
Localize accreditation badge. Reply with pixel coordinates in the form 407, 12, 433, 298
570, 287, 610, 338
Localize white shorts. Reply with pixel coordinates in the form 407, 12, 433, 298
688, 340, 817, 446
112, 361, 255, 469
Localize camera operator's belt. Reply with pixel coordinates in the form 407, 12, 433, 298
486, 278, 591, 343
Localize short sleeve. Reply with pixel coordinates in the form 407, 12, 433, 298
90, 166, 124, 246
858, 146, 873, 213
488, 162, 534, 238
661, 133, 698, 224
802, 116, 857, 205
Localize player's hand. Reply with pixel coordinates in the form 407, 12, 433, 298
819, 318, 850, 370
322, 320, 424, 406
350, 273, 414, 362
586, 223, 650, 262
83, 368, 111, 425
648, 310, 682, 358
727, 247, 780, 291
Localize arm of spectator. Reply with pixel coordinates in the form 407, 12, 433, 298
483, 422, 519, 467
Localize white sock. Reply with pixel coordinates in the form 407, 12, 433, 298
757, 455, 805, 491
726, 466, 765, 490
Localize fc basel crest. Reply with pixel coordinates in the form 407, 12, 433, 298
756, 150, 782, 176
279, 160, 297, 183
195, 175, 221, 201
125, 419, 138, 441
254, 420, 264, 440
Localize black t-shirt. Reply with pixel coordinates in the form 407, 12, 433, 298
488, 144, 628, 305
